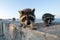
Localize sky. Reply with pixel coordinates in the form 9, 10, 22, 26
0, 0, 60, 19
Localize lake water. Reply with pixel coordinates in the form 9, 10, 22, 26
35, 18, 60, 23
1, 18, 60, 23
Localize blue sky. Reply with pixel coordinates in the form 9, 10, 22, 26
0, 0, 60, 19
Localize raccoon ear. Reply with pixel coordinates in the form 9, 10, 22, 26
54, 15, 55, 16
53, 15, 55, 17
18, 11, 20, 13
32, 8, 35, 13
18, 11, 24, 14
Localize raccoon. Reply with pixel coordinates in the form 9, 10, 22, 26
18, 8, 35, 29
42, 13, 55, 26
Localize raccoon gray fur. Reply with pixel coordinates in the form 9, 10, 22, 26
18, 8, 35, 29
42, 13, 55, 26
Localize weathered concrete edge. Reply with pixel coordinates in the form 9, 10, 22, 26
21, 28, 60, 40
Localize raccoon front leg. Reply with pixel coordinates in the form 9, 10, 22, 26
45, 19, 51, 26
20, 24, 26, 28
30, 24, 34, 29
30, 23, 37, 30
22, 24, 27, 28
20, 24, 23, 27
45, 20, 49, 26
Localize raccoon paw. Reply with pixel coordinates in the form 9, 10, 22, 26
31, 28, 37, 30
46, 24, 49, 26
23, 25, 27, 28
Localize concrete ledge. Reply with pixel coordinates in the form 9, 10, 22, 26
21, 28, 60, 40
2, 21, 60, 40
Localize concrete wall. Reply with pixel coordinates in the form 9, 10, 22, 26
0, 21, 3, 36
3, 21, 21, 40
21, 28, 60, 40
3, 21, 11, 40
1, 21, 60, 40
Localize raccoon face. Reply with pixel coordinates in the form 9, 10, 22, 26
42, 13, 55, 21
42, 13, 55, 26
19, 8, 35, 26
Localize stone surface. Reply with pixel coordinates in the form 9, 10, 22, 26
0, 21, 3, 36
35, 22, 60, 37
21, 28, 60, 40
0, 20, 60, 40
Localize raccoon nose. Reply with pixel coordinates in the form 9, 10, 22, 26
27, 21, 30, 25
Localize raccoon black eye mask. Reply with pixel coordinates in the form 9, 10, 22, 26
19, 8, 36, 29
29, 16, 35, 21
22, 15, 35, 22
22, 17, 26, 22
